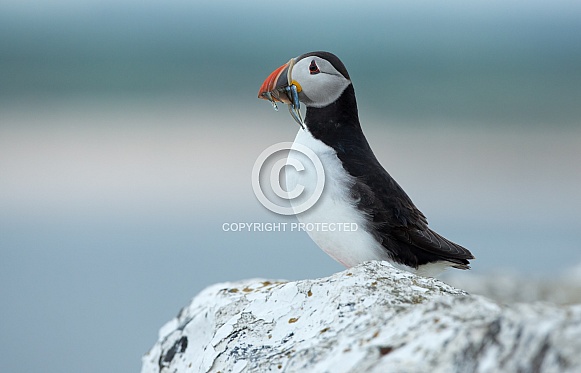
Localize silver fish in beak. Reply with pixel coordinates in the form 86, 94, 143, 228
258, 58, 305, 129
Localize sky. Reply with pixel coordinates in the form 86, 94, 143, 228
1, 1, 580, 372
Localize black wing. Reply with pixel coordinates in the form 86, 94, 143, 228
347, 155, 474, 270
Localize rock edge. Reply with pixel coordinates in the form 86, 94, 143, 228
141, 261, 581, 373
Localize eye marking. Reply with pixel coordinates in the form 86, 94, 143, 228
309, 60, 320, 75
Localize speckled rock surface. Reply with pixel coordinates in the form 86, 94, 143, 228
141, 261, 581, 373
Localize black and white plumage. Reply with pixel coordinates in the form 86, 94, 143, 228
258, 51, 474, 276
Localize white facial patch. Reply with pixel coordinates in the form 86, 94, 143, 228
292, 56, 352, 108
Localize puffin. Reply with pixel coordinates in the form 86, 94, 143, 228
258, 51, 474, 276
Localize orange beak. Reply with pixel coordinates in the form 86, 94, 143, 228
257, 62, 292, 104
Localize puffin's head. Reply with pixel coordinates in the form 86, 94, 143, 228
258, 51, 352, 116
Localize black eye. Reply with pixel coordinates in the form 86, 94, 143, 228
309, 60, 320, 74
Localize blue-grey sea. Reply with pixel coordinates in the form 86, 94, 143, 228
1, 1, 580, 372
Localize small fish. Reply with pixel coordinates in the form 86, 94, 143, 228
261, 92, 279, 111
286, 85, 304, 129
259, 60, 304, 128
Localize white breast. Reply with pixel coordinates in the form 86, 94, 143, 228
285, 129, 390, 268
285, 129, 452, 277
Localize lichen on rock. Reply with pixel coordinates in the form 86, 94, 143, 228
142, 261, 581, 373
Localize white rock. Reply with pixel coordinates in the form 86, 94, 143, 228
141, 261, 581, 373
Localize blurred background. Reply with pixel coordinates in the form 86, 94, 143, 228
1, 0, 580, 372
